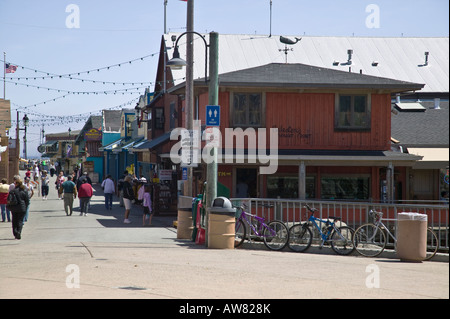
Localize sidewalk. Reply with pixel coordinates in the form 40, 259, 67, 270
0, 176, 448, 299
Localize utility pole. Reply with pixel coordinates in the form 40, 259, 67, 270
185, 0, 194, 197
206, 32, 219, 208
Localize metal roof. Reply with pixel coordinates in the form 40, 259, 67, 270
164, 34, 449, 93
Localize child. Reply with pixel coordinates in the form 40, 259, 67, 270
142, 184, 153, 226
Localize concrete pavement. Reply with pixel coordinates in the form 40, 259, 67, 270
0, 175, 448, 300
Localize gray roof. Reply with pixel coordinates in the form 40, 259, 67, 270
391, 101, 449, 147
102, 110, 121, 132
215, 63, 424, 91
165, 34, 449, 93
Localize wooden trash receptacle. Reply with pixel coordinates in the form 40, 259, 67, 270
177, 208, 194, 240
208, 211, 236, 249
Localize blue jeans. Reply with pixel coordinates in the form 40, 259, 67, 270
1, 204, 11, 222
104, 193, 113, 209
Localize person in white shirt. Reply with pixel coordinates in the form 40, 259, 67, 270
101, 175, 115, 210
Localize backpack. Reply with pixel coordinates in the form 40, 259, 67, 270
7, 190, 19, 207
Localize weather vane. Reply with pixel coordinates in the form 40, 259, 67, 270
279, 36, 302, 63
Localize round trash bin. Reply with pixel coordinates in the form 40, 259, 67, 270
177, 208, 194, 240
396, 212, 428, 262
207, 197, 236, 249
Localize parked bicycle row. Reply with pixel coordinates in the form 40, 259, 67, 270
233, 204, 439, 260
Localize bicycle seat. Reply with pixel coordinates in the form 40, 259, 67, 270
328, 216, 341, 221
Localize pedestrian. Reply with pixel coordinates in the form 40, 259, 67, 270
62, 175, 77, 216
23, 177, 34, 222
101, 175, 115, 210
49, 163, 56, 177
0, 178, 11, 222
41, 170, 49, 200
142, 184, 153, 226
122, 175, 135, 224
7, 178, 30, 240
117, 171, 129, 207
78, 179, 93, 216
25, 168, 31, 179
32, 164, 40, 182
56, 171, 65, 199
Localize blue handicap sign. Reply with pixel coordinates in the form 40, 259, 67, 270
206, 105, 220, 126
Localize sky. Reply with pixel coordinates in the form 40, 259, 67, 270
0, 0, 448, 157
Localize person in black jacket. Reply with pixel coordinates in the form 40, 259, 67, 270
7, 179, 30, 240
122, 175, 135, 224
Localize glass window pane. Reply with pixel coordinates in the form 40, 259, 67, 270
338, 96, 352, 126
233, 94, 247, 125
354, 96, 367, 127
249, 94, 261, 125
321, 176, 369, 200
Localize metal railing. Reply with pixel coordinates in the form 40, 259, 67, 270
230, 198, 449, 252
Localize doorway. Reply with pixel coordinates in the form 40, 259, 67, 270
235, 168, 258, 198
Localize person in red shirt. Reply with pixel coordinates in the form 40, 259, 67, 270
0, 178, 11, 222
78, 179, 93, 216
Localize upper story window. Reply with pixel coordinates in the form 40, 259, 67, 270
232, 93, 263, 127
335, 94, 371, 130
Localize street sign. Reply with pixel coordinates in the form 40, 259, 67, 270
206, 105, 220, 127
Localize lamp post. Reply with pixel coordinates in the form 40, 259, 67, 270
168, 32, 219, 246
22, 114, 29, 160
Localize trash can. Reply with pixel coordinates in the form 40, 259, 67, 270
207, 197, 236, 249
396, 212, 428, 262
177, 208, 194, 240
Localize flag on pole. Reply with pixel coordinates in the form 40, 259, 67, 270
5, 63, 17, 74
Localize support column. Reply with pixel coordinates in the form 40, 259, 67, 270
299, 161, 306, 200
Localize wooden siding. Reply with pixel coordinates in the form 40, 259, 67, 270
265, 92, 391, 151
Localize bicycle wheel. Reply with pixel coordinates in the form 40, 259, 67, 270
263, 220, 289, 251
331, 226, 355, 255
288, 224, 312, 252
234, 219, 246, 248
353, 224, 386, 257
424, 227, 439, 261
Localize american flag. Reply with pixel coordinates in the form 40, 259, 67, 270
5, 63, 17, 74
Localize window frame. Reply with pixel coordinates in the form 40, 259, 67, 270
230, 91, 265, 128
334, 93, 371, 131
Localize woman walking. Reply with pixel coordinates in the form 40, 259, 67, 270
78, 179, 93, 216
0, 178, 11, 222
41, 170, 49, 200
7, 178, 30, 240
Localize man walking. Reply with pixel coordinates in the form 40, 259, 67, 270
78, 179, 93, 216
62, 175, 77, 216
101, 175, 115, 210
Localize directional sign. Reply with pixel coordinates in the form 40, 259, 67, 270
206, 105, 220, 127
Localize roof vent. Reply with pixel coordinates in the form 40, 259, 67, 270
434, 98, 441, 110
395, 102, 426, 112
424, 52, 430, 66
347, 49, 353, 65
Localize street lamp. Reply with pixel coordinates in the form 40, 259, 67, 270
167, 32, 220, 247
22, 114, 29, 159
167, 31, 209, 83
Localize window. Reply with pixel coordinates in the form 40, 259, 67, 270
232, 93, 263, 127
267, 176, 316, 199
155, 108, 164, 130
335, 94, 371, 130
321, 176, 370, 200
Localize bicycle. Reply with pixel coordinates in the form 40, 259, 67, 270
287, 204, 355, 255
234, 204, 289, 251
353, 210, 439, 260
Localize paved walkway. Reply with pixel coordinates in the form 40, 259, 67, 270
0, 175, 448, 300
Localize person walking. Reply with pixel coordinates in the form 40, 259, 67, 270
23, 177, 34, 222
0, 178, 11, 222
122, 175, 135, 224
62, 175, 77, 216
56, 171, 65, 200
101, 175, 115, 210
78, 179, 93, 217
7, 178, 30, 240
41, 170, 49, 200
142, 184, 153, 226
